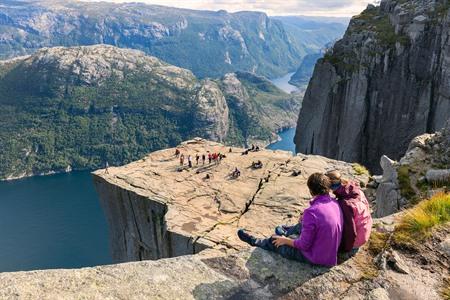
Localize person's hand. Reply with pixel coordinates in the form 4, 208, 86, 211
272, 236, 290, 248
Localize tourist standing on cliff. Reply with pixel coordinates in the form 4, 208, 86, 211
180, 154, 185, 166
202, 154, 206, 165
326, 171, 372, 258
208, 153, 212, 164
188, 155, 193, 168
195, 154, 200, 165
237, 173, 343, 267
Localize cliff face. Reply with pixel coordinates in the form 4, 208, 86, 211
0, 45, 300, 180
295, 0, 450, 172
92, 138, 369, 262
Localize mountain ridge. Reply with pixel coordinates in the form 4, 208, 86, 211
0, 44, 301, 180
0, 0, 344, 79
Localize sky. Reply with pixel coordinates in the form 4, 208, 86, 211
84, 0, 377, 17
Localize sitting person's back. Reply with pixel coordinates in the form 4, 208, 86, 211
296, 192, 343, 266
237, 172, 343, 267
326, 171, 372, 253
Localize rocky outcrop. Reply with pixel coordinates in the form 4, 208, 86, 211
92, 138, 369, 262
0, 245, 446, 299
375, 121, 450, 217
0, 45, 301, 180
295, 0, 450, 172
1, 141, 448, 299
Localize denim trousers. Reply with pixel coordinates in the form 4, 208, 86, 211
254, 223, 307, 263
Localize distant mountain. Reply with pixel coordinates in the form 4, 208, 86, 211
0, 45, 301, 179
274, 16, 347, 53
0, 0, 343, 79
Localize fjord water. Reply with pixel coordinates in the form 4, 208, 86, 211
267, 128, 297, 153
0, 171, 111, 272
270, 72, 298, 94
267, 72, 298, 153
0, 72, 296, 272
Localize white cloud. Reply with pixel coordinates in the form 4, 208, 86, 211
81, 0, 376, 17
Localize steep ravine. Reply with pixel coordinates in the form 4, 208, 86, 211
295, 0, 450, 172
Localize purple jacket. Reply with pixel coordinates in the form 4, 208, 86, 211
293, 194, 343, 267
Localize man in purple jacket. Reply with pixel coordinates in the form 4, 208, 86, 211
237, 173, 344, 267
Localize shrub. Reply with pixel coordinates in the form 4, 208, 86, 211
352, 163, 370, 176
397, 165, 417, 200
394, 193, 450, 247
367, 231, 389, 256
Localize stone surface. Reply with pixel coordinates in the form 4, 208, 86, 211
294, 0, 450, 172
93, 138, 369, 262
440, 237, 450, 257
426, 169, 450, 183
376, 122, 450, 217
0, 245, 444, 299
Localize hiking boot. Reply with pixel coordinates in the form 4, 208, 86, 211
275, 226, 287, 236
237, 229, 256, 246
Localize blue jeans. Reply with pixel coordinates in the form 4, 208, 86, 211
254, 223, 308, 263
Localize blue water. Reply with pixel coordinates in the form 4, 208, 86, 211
267, 128, 297, 154
0, 171, 111, 272
270, 72, 298, 94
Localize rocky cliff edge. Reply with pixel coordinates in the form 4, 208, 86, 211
0, 139, 448, 299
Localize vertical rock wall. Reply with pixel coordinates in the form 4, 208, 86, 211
93, 175, 210, 263
295, 0, 450, 172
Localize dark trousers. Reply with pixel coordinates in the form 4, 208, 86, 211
254, 223, 308, 263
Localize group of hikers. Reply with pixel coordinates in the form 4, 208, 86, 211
238, 171, 372, 267
175, 148, 228, 168
242, 144, 260, 155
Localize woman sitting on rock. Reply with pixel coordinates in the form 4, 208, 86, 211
326, 170, 372, 257
237, 173, 343, 267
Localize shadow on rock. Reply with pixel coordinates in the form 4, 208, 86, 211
192, 248, 329, 299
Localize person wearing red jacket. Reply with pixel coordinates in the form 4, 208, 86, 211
326, 171, 373, 257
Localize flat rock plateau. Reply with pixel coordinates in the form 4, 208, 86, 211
0, 139, 447, 299
92, 138, 369, 262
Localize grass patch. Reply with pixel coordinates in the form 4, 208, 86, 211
367, 231, 389, 256
352, 163, 370, 176
353, 8, 410, 48
393, 193, 450, 247
397, 165, 417, 201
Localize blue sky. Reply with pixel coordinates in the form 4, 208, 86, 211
85, 0, 376, 17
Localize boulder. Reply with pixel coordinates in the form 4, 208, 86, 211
425, 169, 450, 183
